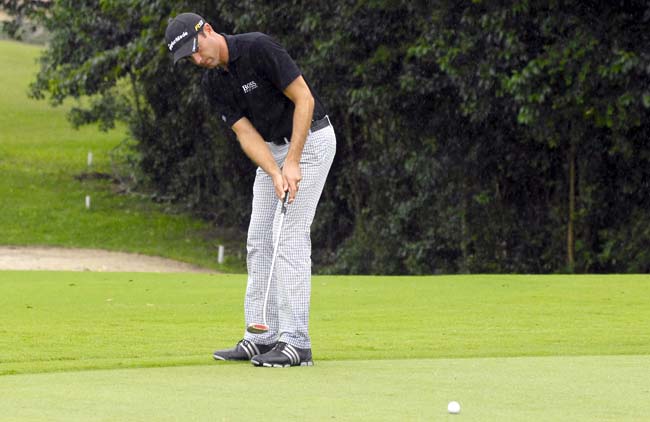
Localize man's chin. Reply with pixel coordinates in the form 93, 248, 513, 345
201, 59, 220, 69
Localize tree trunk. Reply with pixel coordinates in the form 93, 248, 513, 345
460, 191, 469, 273
567, 142, 576, 271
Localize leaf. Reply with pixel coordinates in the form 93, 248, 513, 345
643, 93, 650, 109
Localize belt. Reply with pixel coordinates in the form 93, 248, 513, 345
310, 115, 331, 133
269, 115, 331, 145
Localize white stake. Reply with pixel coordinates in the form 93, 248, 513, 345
85, 195, 91, 209
218, 245, 225, 264
87, 151, 93, 167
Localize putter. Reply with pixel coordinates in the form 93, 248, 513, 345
246, 192, 289, 334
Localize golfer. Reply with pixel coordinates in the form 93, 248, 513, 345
165, 13, 335, 367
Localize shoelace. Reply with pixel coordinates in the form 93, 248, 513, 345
272, 342, 288, 351
238, 339, 260, 358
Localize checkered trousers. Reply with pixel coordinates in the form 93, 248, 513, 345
243, 122, 336, 349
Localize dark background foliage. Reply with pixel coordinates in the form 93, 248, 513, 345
3, 0, 650, 274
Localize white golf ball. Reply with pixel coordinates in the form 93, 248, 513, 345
448, 401, 461, 414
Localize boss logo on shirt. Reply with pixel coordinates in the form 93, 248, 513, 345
242, 81, 258, 94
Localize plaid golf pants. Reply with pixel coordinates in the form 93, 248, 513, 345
243, 121, 336, 349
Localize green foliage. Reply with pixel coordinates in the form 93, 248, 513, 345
4, 0, 650, 274
426, 1, 650, 273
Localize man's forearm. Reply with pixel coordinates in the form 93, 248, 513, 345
233, 118, 281, 178
285, 92, 314, 164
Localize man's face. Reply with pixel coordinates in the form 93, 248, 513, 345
189, 29, 220, 69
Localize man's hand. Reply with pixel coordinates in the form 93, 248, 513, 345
282, 159, 302, 203
272, 171, 289, 201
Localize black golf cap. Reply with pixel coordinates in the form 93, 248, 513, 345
165, 12, 205, 64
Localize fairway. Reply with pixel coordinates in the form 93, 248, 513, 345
1, 272, 649, 420
0, 40, 235, 271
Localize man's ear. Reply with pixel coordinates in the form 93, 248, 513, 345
203, 23, 213, 35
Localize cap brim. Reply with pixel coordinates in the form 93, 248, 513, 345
172, 37, 196, 64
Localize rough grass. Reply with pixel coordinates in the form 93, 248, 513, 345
0, 39, 243, 272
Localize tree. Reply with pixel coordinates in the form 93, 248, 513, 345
431, 1, 650, 272
4, 0, 650, 274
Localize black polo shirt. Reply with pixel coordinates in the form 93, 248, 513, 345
201, 32, 326, 144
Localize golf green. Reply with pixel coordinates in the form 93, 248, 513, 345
1, 356, 649, 421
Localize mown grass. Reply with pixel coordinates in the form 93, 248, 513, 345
1, 272, 649, 420
1, 273, 648, 375
3, 356, 649, 421
0, 39, 243, 271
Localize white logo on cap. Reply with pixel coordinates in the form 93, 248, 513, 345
168, 31, 189, 51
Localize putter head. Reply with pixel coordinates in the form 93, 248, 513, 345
246, 323, 269, 334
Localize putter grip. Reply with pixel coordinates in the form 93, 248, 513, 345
281, 191, 289, 213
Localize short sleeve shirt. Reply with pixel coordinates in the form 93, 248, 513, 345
201, 32, 326, 143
